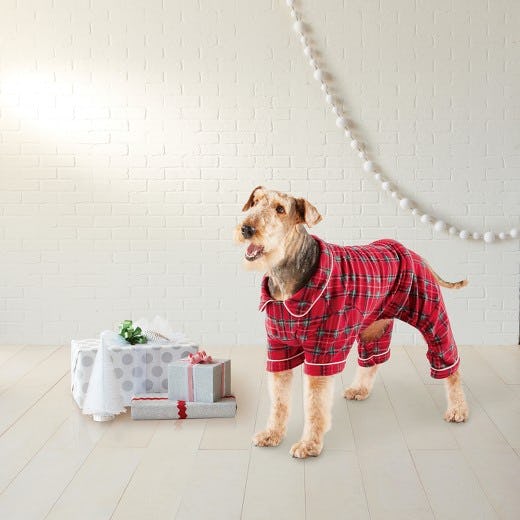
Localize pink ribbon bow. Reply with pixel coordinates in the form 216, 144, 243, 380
188, 350, 213, 365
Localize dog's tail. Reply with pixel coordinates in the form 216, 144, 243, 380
427, 263, 468, 289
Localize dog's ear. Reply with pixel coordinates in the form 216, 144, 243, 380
295, 198, 323, 227
242, 186, 264, 211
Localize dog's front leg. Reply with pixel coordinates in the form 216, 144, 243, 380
253, 370, 293, 447
290, 374, 334, 458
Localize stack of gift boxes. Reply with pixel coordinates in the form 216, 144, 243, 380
131, 352, 236, 420
71, 320, 236, 421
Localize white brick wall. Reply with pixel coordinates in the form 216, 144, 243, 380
0, 0, 518, 347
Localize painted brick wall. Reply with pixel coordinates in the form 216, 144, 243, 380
0, 0, 518, 347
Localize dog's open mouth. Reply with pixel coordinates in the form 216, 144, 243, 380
245, 243, 264, 262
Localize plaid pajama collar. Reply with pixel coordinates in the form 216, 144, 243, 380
259, 236, 332, 317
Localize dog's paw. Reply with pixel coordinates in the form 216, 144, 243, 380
343, 386, 369, 401
289, 439, 322, 459
444, 402, 469, 423
252, 429, 284, 447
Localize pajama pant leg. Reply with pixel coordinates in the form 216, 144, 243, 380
357, 320, 394, 368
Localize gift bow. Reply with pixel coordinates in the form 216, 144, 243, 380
188, 351, 213, 364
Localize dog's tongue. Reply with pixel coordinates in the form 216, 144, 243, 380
246, 244, 263, 258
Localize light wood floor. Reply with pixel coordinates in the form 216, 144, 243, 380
0, 344, 519, 519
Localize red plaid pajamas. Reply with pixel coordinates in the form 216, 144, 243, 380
260, 237, 460, 379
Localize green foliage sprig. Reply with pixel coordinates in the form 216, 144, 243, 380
119, 320, 148, 345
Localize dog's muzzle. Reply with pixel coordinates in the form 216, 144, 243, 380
241, 225, 255, 239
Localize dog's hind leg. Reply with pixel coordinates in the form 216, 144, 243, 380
290, 374, 334, 458
344, 319, 392, 400
253, 370, 293, 447
444, 370, 469, 422
344, 365, 379, 400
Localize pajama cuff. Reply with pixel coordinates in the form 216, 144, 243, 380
357, 348, 391, 368
266, 351, 305, 373
429, 357, 460, 379
303, 359, 346, 377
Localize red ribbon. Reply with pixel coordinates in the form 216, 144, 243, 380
188, 350, 213, 364
177, 400, 187, 419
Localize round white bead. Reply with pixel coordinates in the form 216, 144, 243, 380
472, 232, 481, 240
434, 220, 446, 232
313, 68, 323, 81
299, 35, 306, 45
320, 82, 327, 92
325, 94, 333, 105
363, 161, 375, 173
332, 106, 340, 115
498, 232, 506, 240
459, 230, 470, 240
483, 231, 496, 243
420, 214, 432, 224
449, 226, 458, 235
293, 21, 304, 33
391, 191, 399, 199
374, 173, 383, 182
399, 198, 412, 210
382, 181, 391, 191
412, 208, 421, 216
309, 58, 317, 68
290, 8, 297, 18
344, 130, 352, 139
358, 150, 366, 160
510, 228, 519, 239
303, 46, 312, 57
350, 139, 359, 150
336, 117, 347, 128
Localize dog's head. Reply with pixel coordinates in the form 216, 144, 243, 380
234, 186, 322, 271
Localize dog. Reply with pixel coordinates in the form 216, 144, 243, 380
235, 186, 469, 458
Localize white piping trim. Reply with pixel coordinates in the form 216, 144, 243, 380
304, 358, 347, 366
267, 352, 304, 363
430, 356, 460, 372
259, 242, 334, 317
358, 346, 391, 362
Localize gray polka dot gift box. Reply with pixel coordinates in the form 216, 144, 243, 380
71, 329, 198, 418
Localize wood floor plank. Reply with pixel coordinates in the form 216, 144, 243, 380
0, 376, 93, 493
241, 446, 305, 520
458, 347, 520, 450
45, 445, 143, 520
111, 420, 206, 520
0, 345, 60, 395
305, 450, 369, 520
0, 414, 105, 520
345, 373, 433, 518
199, 345, 264, 450
381, 349, 458, 450
474, 345, 520, 384
0, 347, 69, 435
0, 345, 25, 367
175, 450, 249, 520
412, 450, 498, 519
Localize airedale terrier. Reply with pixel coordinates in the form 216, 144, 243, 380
235, 186, 469, 459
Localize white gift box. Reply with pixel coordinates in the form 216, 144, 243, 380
71, 338, 198, 409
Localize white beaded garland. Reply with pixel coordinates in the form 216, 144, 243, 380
363, 161, 375, 173
286, 2, 517, 244
483, 231, 496, 243
434, 220, 447, 232
399, 198, 412, 210
293, 21, 304, 33
312, 68, 323, 80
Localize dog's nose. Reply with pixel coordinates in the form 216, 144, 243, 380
241, 225, 255, 239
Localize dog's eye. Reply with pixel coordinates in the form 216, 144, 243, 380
276, 205, 285, 214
